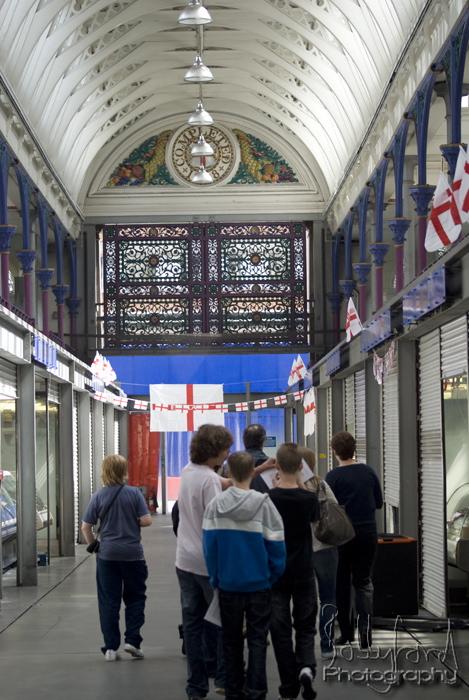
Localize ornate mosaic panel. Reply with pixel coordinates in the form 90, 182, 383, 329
231, 130, 298, 184
103, 222, 307, 350
105, 127, 298, 187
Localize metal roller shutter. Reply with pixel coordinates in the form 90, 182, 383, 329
48, 381, 60, 404
441, 316, 468, 378
114, 411, 120, 454
327, 386, 333, 470
102, 406, 106, 457
382, 358, 399, 508
419, 330, 446, 617
344, 375, 355, 436
73, 392, 79, 543
89, 400, 95, 493
355, 369, 367, 463
0, 357, 17, 397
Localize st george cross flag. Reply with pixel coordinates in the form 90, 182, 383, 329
303, 387, 316, 437
150, 384, 224, 432
345, 297, 362, 342
287, 355, 307, 387
91, 351, 117, 385
452, 145, 469, 223
425, 172, 461, 251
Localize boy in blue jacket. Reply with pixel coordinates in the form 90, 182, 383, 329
203, 451, 286, 700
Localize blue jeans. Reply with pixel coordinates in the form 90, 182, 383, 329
219, 589, 271, 700
177, 567, 225, 698
96, 559, 148, 652
313, 547, 338, 652
270, 577, 317, 699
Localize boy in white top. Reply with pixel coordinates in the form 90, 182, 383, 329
176, 424, 233, 700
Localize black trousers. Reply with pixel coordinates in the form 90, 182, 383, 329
219, 589, 271, 700
270, 577, 317, 699
336, 531, 377, 642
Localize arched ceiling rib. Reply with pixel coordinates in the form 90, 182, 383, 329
0, 0, 427, 207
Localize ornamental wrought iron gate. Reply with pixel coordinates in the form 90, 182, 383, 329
102, 222, 307, 351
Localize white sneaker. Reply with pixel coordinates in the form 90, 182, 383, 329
104, 649, 118, 662
124, 643, 144, 659
299, 666, 316, 700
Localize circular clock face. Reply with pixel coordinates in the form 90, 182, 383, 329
167, 124, 240, 186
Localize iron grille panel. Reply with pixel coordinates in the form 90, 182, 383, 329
103, 222, 307, 350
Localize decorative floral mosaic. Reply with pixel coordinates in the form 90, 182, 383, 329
106, 128, 298, 187
107, 131, 178, 186
231, 130, 298, 184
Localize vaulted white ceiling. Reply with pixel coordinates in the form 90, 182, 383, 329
0, 0, 427, 213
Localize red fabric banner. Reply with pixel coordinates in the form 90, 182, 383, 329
128, 413, 160, 509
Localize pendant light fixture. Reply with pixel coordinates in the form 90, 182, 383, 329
188, 100, 213, 126
191, 166, 213, 184
178, 0, 212, 26
178, 2, 215, 184
191, 135, 214, 157
184, 54, 214, 83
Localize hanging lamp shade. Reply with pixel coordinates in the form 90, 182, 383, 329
191, 135, 214, 157
191, 166, 213, 184
178, 0, 212, 26
188, 101, 213, 126
184, 55, 213, 83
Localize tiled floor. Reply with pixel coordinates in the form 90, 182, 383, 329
1, 516, 468, 699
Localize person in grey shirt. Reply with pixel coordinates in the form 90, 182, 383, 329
82, 454, 152, 661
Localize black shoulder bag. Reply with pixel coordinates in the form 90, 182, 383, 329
86, 485, 125, 553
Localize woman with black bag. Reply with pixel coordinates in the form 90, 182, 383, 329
81, 455, 152, 661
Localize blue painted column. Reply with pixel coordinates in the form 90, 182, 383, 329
433, 14, 469, 176
65, 238, 80, 347
406, 74, 436, 272
339, 213, 355, 300
52, 218, 68, 342
15, 170, 36, 319
368, 159, 390, 310
327, 233, 341, 343
385, 122, 412, 292
0, 140, 15, 306
37, 196, 54, 334
353, 188, 371, 321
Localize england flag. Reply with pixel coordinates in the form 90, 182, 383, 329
287, 355, 307, 387
345, 297, 362, 342
425, 172, 461, 252
303, 387, 316, 437
150, 384, 224, 432
452, 145, 469, 223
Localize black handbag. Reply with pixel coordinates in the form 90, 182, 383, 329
86, 485, 124, 553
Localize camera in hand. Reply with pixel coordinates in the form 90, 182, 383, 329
86, 540, 100, 554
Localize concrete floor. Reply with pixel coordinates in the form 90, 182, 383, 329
1, 515, 468, 700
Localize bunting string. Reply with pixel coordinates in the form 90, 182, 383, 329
125, 389, 305, 413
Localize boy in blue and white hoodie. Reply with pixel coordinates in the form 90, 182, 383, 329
203, 451, 286, 700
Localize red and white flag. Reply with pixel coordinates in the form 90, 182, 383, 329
425, 172, 461, 251
274, 395, 288, 406
150, 384, 224, 432
91, 351, 117, 385
345, 297, 362, 342
113, 395, 128, 408
452, 145, 469, 224
287, 354, 307, 387
303, 387, 316, 437
132, 399, 148, 410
